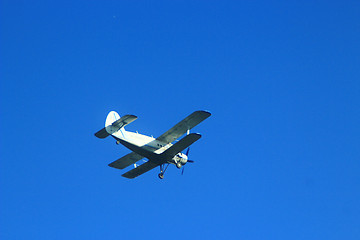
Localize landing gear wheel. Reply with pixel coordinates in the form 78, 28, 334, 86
116, 140, 120, 145
158, 173, 164, 179
176, 162, 182, 169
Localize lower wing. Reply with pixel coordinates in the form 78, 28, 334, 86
108, 152, 144, 169
122, 161, 160, 179
161, 133, 201, 158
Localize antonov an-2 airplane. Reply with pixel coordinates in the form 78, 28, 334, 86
94, 110, 211, 179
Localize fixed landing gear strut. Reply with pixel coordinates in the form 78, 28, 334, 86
158, 163, 169, 179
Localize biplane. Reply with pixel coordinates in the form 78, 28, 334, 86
94, 110, 211, 179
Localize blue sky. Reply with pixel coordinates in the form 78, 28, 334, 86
1, 1, 359, 239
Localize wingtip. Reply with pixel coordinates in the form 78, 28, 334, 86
197, 110, 212, 117
124, 114, 138, 119
94, 128, 110, 139
188, 132, 202, 140
121, 173, 136, 179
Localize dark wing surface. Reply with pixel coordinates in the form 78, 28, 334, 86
156, 110, 211, 144
108, 152, 144, 169
161, 133, 201, 158
122, 161, 159, 179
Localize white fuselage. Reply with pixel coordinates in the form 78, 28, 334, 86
113, 130, 172, 154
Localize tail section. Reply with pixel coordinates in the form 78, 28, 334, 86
105, 111, 121, 128
95, 111, 137, 139
105, 111, 124, 135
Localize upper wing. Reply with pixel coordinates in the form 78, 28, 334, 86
122, 161, 159, 179
156, 110, 211, 144
108, 152, 144, 170
161, 133, 201, 158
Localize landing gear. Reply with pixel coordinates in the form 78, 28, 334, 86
176, 162, 182, 169
116, 140, 120, 145
158, 163, 169, 180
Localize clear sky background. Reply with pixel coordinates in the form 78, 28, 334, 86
1, 1, 359, 239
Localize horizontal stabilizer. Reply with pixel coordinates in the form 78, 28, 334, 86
95, 128, 110, 139
122, 161, 159, 179
94, 114, 137, 139
105, 114, 137, 135
161, 133, 201, 158
108, 152, 144, 169
111, 115, 137, 129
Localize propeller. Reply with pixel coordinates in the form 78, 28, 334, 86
185, 147, 195, 163
182, 147, 194, 175
182, 130, 194, 175
181, 166, 185, 175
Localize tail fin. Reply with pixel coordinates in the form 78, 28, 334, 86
105, 111, 127, 138
95, 111, 137, 139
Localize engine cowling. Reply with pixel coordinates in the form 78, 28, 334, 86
178, 152, 188, 166
174, 152, 188, 168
